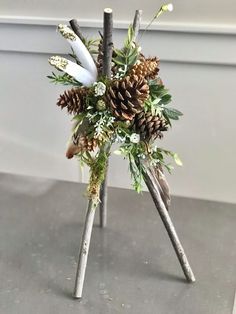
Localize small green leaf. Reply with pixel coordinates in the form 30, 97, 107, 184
163, 107, 183, 120
114, 49, 125, 58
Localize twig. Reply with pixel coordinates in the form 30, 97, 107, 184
99, 8, 113, 227
132, 10, 142, 41
99, 161, 108, 227
102, 8, 113, 78
69, 19, 85, 41
140, 159, 196, 283
73, 199, 97, 298
73, 9, 114, 298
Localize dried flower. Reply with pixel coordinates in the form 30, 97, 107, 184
162, 3, 174, 12
130, 133, 140, 143
94, 82, 106, 96
96, 99, 106, 111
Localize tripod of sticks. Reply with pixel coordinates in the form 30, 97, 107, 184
70, 8, 195, 299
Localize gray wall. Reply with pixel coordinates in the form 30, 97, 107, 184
0, 1, 236, 203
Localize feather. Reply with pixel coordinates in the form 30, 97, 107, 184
57, 24, 97, 80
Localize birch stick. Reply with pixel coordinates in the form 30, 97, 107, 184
69, 19, 85, 41
99, 9, 143, 228
73, 200, 97, 298
140, 159, 196, 283
99, 8, 113, 228
132, 10, 142, 41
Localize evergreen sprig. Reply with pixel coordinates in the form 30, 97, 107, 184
47, 72, 81, 86
113, 25, 139, 77
146, 80, 183, 125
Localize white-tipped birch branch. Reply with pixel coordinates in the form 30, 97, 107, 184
57, 24, 97, 79
73, 199, 97, 298
48, 56, 95, 87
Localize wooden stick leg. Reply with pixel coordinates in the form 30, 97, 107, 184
73, 199, 97, 299
141, 161, 196, 283
99, 171, 108, 228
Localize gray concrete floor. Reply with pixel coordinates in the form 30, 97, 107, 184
0, 172, 236, 314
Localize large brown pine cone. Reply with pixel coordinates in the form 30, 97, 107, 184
132, 111, 168, 141
106, 75, 149, 121
129, 57, 160, 80
57, 87, 88, 115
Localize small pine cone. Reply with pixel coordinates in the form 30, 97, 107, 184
106, 75, 149, 121
57, 87, 88, 115
132, 111, 168, 141
73, 134, 98, 152
66, 135, 98, 159
129, 57, 160, 80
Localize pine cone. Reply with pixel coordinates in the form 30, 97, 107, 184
66, 135, 98, 159
106, 75, 149, 121
57, 87, 88, 115
132, 111, 168, 141
129, 57, 160, 80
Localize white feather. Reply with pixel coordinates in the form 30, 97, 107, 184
58, 24, 98, 80
48, 56, 95, 87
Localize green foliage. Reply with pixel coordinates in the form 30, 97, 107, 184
47, 72, 81, 86
162, 107, 183, 125
151, 147, 183, 172
115, 139, 183, 192
87, 146, 110, 199
145, 80, 183, 126
82, 37, 100, 56
112, 25, 139, 77
48, 22, 184, 198
116, 142, 146, 193
76, 144, 110, 201
87, 109, 115, 142
149, 81, 172, 104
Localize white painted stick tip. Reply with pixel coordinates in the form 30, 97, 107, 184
104, 8, 112, 13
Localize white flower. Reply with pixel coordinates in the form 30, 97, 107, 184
94, 82, 106, 96
162, 3, 174, 12
130, 133, 140, 143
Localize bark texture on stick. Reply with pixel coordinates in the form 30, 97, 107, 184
99, 162, 108, 228
132, 10, 142, 41
140, 159, 196, 283
73, 199, 97, 298
69, 19, 85, 41
102, 8, 113, 78
99, 8, 113, 228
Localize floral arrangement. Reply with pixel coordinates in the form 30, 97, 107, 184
48, 4, 182, 204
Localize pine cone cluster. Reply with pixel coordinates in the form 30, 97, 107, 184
132, 111, 168, 141
129, 57, 159, 80
57, 87, 88, 115
106, 75, 149, 121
